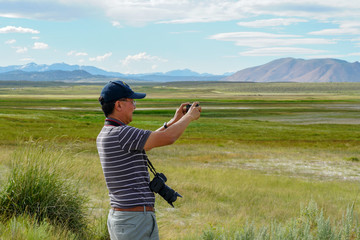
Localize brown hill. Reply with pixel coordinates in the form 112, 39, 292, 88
224, 58, 360, 82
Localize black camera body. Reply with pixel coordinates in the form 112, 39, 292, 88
149, 173, 182, 207
185, 103, 199, 113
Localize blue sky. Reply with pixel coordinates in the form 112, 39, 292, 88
0, 0, 360, 74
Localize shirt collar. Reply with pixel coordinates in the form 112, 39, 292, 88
104, 117, 125, 126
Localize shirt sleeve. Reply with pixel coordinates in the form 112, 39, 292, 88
118, 126, 152, 152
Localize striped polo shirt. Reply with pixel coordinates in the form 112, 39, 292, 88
96, 118, 155, 208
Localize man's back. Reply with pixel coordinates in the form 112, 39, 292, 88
96, 118, 155, 208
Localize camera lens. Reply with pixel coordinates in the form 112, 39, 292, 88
149, 173, 182, 207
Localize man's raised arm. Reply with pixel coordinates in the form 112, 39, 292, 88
144, 102, 201, 151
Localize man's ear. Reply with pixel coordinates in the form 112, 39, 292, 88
114, 101, 123, 112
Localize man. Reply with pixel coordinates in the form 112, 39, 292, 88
96, 81, 201, 240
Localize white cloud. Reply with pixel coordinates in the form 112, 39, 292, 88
209, 32, 335, 48
349, 52, 360, 56
119, 52, 168, 73
0, 1, 96, 21
170, 30, 200, 34
239, 47, 326, 56
0, 13, 23, 18
111, 21, 122, 28
5, 39, 16, 44
1, 0, 360, 27
237, 18, 308, 28
75, 52, 88, 56
67, 50, 76, 56
32, 36, 40, 40
1, 0, 245, 24
308, 20, 360, 35
33, 42, 49, 49
14, 46, 28, 53
89, 52, 112, 62
351, 38, 360, 47
0, 26, 39, 34
233, 38, 335, 48
20, 57, 35, 62
309, 28, 360, 35
68, 50, 88, 56
209, 32, 300, 41
121, 52, 167, 66
248, 0, 360, 21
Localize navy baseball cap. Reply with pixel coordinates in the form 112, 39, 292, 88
99, 81, 146, 104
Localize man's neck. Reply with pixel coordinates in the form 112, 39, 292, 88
108, 114, 124, 122
107, 115, 126, 124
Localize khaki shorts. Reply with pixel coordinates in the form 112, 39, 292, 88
107, 208, 159, 240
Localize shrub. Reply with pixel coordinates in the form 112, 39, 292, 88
0, 141, 88, 237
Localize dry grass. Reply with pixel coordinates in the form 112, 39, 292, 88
1, 82, 360, 239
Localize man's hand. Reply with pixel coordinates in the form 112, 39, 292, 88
169, 102, 201, 126
171, 102, 190, 123
144, 101, 201, 151
185, 101, 201, 121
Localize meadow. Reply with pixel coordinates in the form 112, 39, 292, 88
0, 81, 360, 239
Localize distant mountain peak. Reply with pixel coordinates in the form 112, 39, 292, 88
22, 62, 37, 67
165, 69, 201, 76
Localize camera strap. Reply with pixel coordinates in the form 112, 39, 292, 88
145, 155, 158, 177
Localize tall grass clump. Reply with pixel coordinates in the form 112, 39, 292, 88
201, 200, 360, 240
87, 213, 111, 240
0, 140, 88, 237
0, 214, 77, 240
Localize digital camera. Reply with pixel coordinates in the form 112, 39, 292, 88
149, 173, 182, 207
185, 103, 199, 112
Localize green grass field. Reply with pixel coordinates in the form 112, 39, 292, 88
0, 81, 360, 239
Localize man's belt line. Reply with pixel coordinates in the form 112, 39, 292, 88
112, 206, 155, 212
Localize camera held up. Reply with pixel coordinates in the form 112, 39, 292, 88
185, 103, 199, 113
149, 173, 182, 207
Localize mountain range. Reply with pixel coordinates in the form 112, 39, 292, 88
0, 70, 100, 82
224, 58, 360, 82
0, 58, 360, 82
0, 63, 225, 82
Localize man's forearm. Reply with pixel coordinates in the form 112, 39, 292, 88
155, 116, 181, 131
144, 115, 193, 150
144, 102, 200, 151
163, 115, 193, 141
